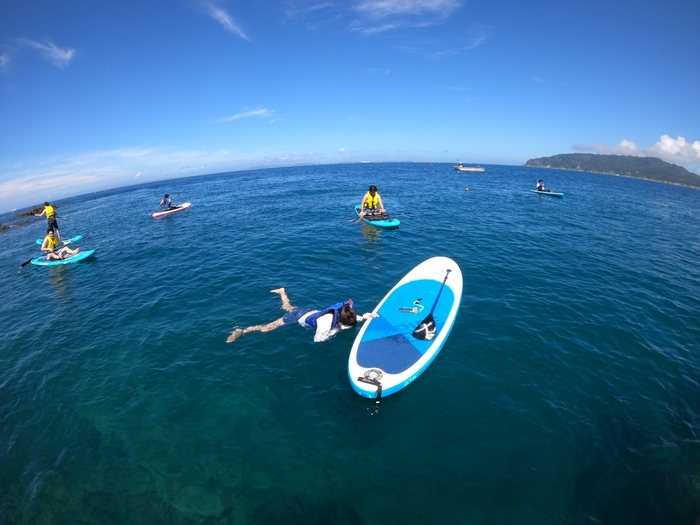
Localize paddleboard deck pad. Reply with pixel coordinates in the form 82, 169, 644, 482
151, 202, 192, 218
531, 190, 565, 197
354, 205, 400, 229
31, 249, 96, 266
36, 235, 83, 245
348, 256, 463, 400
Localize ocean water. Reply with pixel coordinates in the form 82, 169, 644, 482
1, 163, 699, 525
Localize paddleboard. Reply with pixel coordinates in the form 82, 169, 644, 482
348, 256, 463, 400
531, 190, 565, 197
31, 249, 96, 266
354, 205, 400, 229
36, 235, 83, 245
151, 202, 192, 219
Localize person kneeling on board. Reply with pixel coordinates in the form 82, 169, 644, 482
41, 229, 80, 260
536, 180, 550, 192
359, 185, 386, 218
227, 288, 379, 343
159, 194, 172, 210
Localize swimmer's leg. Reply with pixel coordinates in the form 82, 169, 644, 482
270, 288, 296, 312
226, 317, 285, 343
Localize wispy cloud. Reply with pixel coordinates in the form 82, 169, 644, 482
392, 24, 489, 58
0, 52, 10, 69
203, 3, 249, 40
285, 1, 334, 18
365, 68, 391, 76
573, 135, 700, 173
352, 0, 461, 34
0, 146, 333, 211
355, 0, 460, 19
218, 108, 274, 122
17, 39, 75, 68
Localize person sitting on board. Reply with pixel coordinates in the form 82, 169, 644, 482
226, 288, 379, 343
536, 180, 550, 192
159, 194, 172, 210
359, 185, 386, 218
35, 201, 61, 242
40, 229, 80, 261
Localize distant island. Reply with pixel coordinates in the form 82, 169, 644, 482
0, 204, 55, 232
524, 153, 700, 189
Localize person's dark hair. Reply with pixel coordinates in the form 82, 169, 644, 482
164, 194, 169, 198
369, 185, 377, 192
44, 202, 49, 206
337, 304, 357, 328
47, 228, 53, 234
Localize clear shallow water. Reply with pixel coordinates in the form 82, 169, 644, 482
1, 163, 699, 524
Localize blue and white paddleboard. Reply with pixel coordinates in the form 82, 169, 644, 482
354, 205, 400, 229
36, 235, 83, 245
31, 249, 96, 266
531, 190, 565, 197
348, 256, 463, 400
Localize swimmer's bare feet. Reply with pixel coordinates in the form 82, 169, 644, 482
226, 328, 244, 343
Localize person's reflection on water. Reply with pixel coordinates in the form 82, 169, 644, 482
47, 267, 76, 310
360, 222, 382, 246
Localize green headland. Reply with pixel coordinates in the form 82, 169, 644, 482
524, 153, 700, 189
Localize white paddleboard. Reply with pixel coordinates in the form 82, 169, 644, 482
348, 256, 463, 400
151, 202, 192, 218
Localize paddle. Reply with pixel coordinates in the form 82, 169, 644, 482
351, 211, 413, 222
20, 244, 66, 267
412, 269, 451, 341
20, 251, 52, 268
20, 255, 40, 268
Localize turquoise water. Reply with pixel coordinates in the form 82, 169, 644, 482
1, 163, 699, 524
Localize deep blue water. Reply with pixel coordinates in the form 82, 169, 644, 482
1, 163, 700, 525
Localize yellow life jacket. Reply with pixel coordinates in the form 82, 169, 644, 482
363, 192, 380, 209
45, 205, 56, 218
45, 235, 59, 249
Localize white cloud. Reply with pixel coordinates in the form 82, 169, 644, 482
218, 108, 274, 122
17, 39, 75, 68
573, 135, 700, 171
393, 24, 489, 58
0, 146, 337, 212
0, 52, 10, 69
355, 0, 459, 19
339, 147, 346, 153
352, 0, 461, 33
203, 3, 249, 40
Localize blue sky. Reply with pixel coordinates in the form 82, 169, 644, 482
1, 0, 699, 212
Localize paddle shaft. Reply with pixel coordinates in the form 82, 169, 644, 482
426, 269, 451, 317
21, 246, 66, 267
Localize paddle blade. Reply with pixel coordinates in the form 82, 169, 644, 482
412, 314, 437, 340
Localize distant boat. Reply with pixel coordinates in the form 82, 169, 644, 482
454, 161, 484, 172
361, 160, 371, 164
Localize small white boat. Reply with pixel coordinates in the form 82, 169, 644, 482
453, 161, 484, 172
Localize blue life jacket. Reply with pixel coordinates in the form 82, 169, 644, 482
161, 198, 171, 210
305, 300, 352, 329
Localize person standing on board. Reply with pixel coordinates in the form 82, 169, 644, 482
159, 194, 172, 210
40, 229, 80, 261
226, 288, 379, 343
35, 202, 61, 242
359, 185, 386, 218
